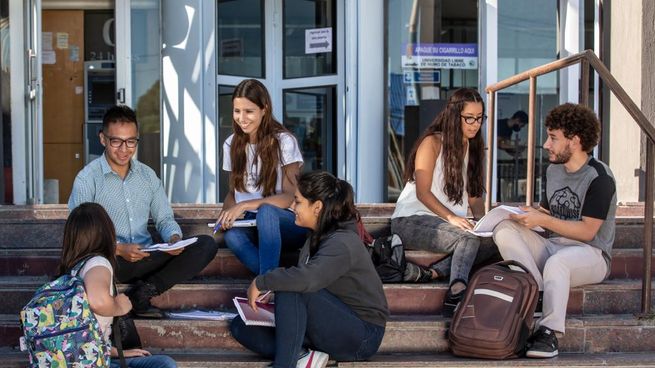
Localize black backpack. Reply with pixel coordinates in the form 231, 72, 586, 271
368, 235, 407, 283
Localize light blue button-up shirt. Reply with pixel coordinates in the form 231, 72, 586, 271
68, 154, 182, 246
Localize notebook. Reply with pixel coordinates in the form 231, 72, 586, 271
142, 237, 198, 252
207, 219, 257, 228
233, 297, 275, 327
467, 205, 545, 237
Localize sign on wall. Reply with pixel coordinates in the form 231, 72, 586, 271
402, 43, 478, 70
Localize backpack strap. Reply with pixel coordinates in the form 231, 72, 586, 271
70, 255, 98, 277
112, 282, 128, 368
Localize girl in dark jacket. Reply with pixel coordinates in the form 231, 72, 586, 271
230, 171, 389, 368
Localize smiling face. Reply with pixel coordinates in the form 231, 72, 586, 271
99, 121, 138, 174
460, 101, 484, 140
291, 189, 322, 231
543, 128, 574, 164
233, 97, 266, 142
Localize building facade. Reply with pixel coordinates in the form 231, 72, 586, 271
0, 0, 652, 205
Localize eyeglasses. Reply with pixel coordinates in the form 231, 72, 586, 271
460, 115, 486, 125
105, 135, 140, 148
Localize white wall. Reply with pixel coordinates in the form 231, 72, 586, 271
609, 0, 642, 203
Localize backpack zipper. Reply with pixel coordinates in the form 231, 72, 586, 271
32, 323, 91, 340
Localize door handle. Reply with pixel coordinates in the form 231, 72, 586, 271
117, 88, 125, 104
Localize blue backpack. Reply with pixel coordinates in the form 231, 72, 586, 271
20, 257, 111, 367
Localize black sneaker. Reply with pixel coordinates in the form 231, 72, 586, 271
126, 281, 164, 318
442, 280, 467, 318
403, 262, 433, 283
534, 291, 544, 319
526, 326, 559, 358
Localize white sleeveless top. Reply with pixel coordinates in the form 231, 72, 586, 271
392, 145, 469, 219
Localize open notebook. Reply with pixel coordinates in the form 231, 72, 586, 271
141, 237, 198, 252
467, 205, 545, 237
233, 297, 275, 327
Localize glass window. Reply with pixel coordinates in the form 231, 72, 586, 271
283, 0, 336, 79
218, 0, 265, 78
218, 85, 235, 200
283, 86, 336, 172
386, 0, 479, 201
497, 0, 558, 203
0, 0, 11, 204
130, 4, 162, 177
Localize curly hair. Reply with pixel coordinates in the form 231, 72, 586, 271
545, 103, 600, 153
403, 88, 486, 203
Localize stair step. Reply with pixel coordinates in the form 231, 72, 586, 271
1, 248, 653, 281
1, 277, 652, 316
2, 314, 654, 354
2, 350, 655, 368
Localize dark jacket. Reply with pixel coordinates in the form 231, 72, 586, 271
256, 221, 389, 327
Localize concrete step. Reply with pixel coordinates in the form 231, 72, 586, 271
2, 247, 653, 281
0, 204, 652, 250
2, 314, 654, 354
1, 276, 652, 316
2, 350, 655, 368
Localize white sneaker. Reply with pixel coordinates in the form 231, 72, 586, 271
296, 349, 329, 368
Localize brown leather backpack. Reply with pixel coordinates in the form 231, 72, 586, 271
449, 260, 539, 359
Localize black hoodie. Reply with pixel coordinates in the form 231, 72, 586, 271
256, 220, 389, 327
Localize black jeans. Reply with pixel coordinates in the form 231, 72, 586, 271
115, 235, 218, 293
230, 289, 386, 368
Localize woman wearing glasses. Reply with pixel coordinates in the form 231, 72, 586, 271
215, 79, 308, 275
391, 88, 490, 317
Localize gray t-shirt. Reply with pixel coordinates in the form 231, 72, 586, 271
539, 157, 617, 265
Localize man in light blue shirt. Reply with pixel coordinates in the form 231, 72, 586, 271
69, 105, 218, 317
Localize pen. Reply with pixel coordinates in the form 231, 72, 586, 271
257, 290, 271, 302
212, 222, 221, 234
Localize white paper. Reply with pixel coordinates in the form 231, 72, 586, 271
42, 32, 53, 51
56, 32, 69, 49
467, 205, 544, 237
42, 51, 56, 65
207, 219, 257, 228
305, 27, 332, 54
166, 309, 236, 321
142, 237, 198, 252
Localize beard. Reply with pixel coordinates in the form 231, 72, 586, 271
548, 146, 572, 164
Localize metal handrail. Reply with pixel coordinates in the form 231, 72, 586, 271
484, 49, 653, 315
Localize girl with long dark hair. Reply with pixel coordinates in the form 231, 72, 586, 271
230, 171, 389, 368
391, 88, 492, 317
59, 202, 176, 367
216, 79, 308, 275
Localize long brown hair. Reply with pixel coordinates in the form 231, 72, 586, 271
229, 79, 296, 196
57, 202, 117, 276
403, 88, 485, 204
297, 171, 359, 256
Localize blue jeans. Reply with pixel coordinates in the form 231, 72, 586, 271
110, 354, 177, 368
224, 204, 308, 275
230, 289, 386, 368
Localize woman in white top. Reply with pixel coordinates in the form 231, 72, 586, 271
58, 202, 176, 367
217, 79, 308, 275
391, 88, 492, 317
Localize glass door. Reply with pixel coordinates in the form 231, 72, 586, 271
115, 0, 162, 176
25, 0, 43, 203
216, 0, 344, 200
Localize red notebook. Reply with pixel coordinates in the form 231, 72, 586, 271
233, 297, 275, 327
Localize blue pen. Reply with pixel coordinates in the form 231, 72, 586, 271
212, 222, 222, 234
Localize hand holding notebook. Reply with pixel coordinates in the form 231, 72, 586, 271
233, 297, 275, 327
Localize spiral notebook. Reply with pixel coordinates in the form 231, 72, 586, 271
233, 297, 275, 327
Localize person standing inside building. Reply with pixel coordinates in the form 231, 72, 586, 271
391, 88, 495, 317
216, 79, 308, 275
497, 110, 528, 153
230, 171, 388, 367
493, 103, 616, 358
69, 105, 218, 318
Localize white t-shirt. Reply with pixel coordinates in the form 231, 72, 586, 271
223, 132, 303, 203
79, 256, 114, 341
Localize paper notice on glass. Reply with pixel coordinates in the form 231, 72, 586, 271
42, 32, 53, 51
42, 51, 56, 65
305, 27, 332, 54
56, 32, 69, 49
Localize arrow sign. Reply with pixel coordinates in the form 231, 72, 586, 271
305, 27, 332, 54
